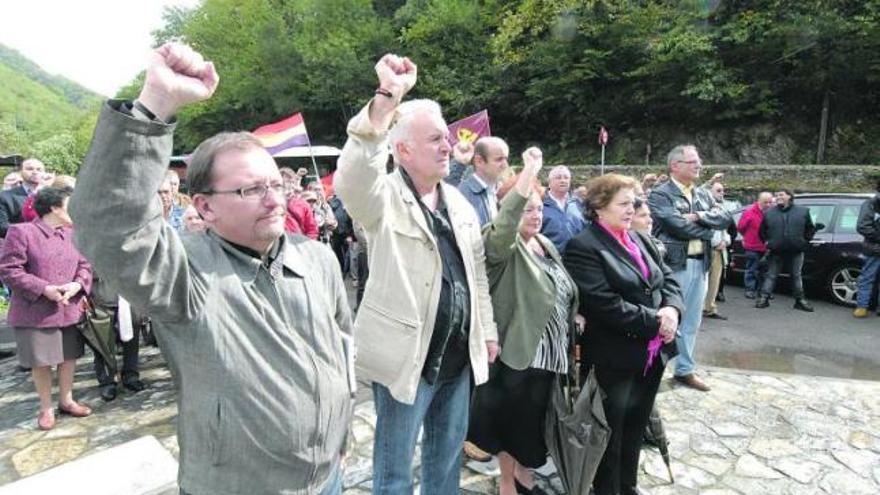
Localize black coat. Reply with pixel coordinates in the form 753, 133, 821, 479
759, 203, 816, 253
563, 224, 684, 371
0, 185, 29, 237
857, 195, 880, 256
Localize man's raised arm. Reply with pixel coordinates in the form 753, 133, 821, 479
69, 43, 218, 319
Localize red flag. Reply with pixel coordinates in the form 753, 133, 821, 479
447, 110, 491, 147
598, 126, 609, 146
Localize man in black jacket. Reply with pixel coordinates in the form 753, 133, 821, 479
649, 145, 732, 392
854, 185, 880, 317
756, 189, 816, 311
0, 158, 44, 237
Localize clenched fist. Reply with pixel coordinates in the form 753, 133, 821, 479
137, 42, 220, 122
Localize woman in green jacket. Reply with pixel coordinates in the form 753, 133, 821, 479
468, 148, 583, 495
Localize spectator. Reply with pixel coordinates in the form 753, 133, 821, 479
91, 274, 146, 401
854, 183, 880, 317
757, 189, 816, 311
702, 181, 732, 320
158, 175, 185, 232
285, 186, 319, 239
631, 196, 666, 259
737, 192, 774, 299
0, 158, 44, 237
541, 165, 586, 253
181, 205, 206, 233
648, 145, 731, 392
69, 42, 353, 495
22, 174, 76, 223
0, 187, 93, 430
468, 148, 581, 495
445, 139, 476, 187
458, 137, 510, 226
640, 173, 659, 197
334, 53, 498, 494
565, 173, 683, 495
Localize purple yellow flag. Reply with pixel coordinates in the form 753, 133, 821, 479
447, 110, 491, 147
253, 113, 310, 155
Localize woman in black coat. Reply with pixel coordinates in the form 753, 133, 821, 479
563, 174, 684, 495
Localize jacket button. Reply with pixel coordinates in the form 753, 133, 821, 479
644, 288, 651, 295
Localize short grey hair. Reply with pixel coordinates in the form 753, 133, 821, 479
548, 165, 571, 180
667, 144, 697, 169
388, 99, 444, 164
187, 132, 265, 194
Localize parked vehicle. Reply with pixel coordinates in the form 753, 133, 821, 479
730, 193, 873, 306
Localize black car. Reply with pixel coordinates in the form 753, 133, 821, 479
731, 193, 873, 306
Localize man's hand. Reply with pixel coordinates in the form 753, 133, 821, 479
684, 213, 700, 222
574, 314, 586, 334
137, 42, 220, 122
486, 340, 500, 363
369, 54, 417, 131
452, 140, 475, 165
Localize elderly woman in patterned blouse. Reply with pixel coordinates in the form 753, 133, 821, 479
467, 148, 583, 495
0, 187, 93, 430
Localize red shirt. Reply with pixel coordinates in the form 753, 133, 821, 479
285, 197, 319, 239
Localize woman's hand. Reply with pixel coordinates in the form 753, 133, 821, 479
656, 306, 679, 344
58, 282, 83, 305
42, 285, 65, 303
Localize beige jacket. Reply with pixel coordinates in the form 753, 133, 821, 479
335, 104, 498, 404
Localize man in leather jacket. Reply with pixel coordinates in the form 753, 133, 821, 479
756, 189, 816, 311
648, 145, 732, 392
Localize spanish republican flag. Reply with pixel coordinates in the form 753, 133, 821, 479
252, 112, 310, 156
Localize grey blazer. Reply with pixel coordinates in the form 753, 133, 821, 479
70, 101, 354, 495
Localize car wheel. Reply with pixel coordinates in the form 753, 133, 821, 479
826, 264, 860, 306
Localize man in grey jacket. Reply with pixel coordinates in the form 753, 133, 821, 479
70, 43, 353, 495
649, 145, 732, 392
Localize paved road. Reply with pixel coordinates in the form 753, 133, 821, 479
696, 286, 880, 381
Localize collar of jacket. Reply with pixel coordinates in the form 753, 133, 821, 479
395, 166, 447, 242
33, 217, 69, 239
588, 222, 658, 287
208, 230, 307, 281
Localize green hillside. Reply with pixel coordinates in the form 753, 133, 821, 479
0, 44, 101, 172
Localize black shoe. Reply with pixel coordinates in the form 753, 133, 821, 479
122, 378, 145, 393
755, 296, 769, 308
704, 312, 728, 321
715, 292, 726, 303
17, 365, 30, 373
793, 299, 814, 312
744, 291, 756, 299
0, 349, 15, 360
100, 384, 118, 402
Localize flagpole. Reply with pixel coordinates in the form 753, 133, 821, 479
306, 141, 321, 184
601, 145, 605, 175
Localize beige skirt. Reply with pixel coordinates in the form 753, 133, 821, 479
14, 325, 84, 368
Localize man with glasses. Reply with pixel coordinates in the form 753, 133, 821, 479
649, 145, 732, 392
70, 43, 354, 495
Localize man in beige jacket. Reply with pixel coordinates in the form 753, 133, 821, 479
335, 54, 498, 494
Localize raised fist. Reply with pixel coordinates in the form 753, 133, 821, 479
522, 146, 543, 172
453, 140, 475, 165
138, 42, 220, 121
374, 54, 417, 100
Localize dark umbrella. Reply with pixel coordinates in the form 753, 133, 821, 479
77, 298, 117, 376
643, 405, 674, 483
545, 346, 611, 494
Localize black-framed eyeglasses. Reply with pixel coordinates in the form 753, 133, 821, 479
200, 182, 285, 200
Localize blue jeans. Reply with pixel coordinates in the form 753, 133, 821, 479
761, 252, 805, 299
856, 255, 880, 308
743, 250, 768, 293
670, 259, 708, 377
372, 368, 471, 495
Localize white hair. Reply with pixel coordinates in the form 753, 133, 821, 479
667, 144, 697, 169
388, 99, 444, 164
548, 165, 571, 180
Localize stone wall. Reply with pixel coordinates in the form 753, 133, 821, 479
552, 165, 880, 201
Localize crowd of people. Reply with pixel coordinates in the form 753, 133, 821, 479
0, 42, 878, 495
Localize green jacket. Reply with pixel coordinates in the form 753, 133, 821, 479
69, 101, 353, 495
484, 191, 579, 370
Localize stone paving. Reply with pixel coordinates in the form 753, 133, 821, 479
1, 346, 878, 494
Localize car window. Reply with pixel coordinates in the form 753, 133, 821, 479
835, 204, 861, 234
803, 204, 835, 232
